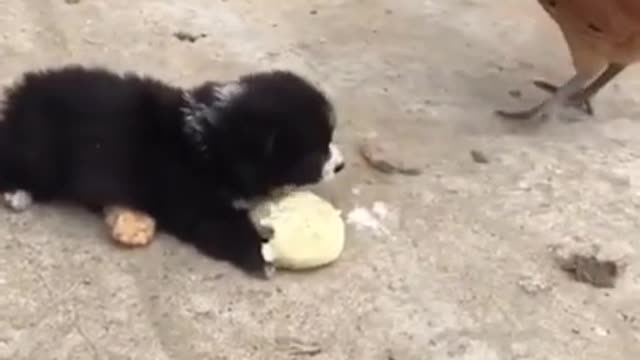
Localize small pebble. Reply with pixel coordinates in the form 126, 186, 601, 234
560, 255, 619, 288
173, 31, 207, 43
591, 326, 610, 337
517, 274, 551, 295
508, 89, 522, 98
470, 149, 489, 164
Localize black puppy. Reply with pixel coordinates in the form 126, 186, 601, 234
0, 65, 345, 278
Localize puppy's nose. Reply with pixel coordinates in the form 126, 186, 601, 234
334, 162, 345, 173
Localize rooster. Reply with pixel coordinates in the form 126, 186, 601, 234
497, 0, 640, 121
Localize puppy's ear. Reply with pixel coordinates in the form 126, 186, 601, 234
182, 91, 218, 126
181, 92, 219, 149
182, 81, 243, 135
212, 81, 244, 109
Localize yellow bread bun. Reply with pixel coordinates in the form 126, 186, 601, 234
250, 191, 345, 270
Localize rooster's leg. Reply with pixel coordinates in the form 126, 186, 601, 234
496, 73, 591, 121
532, 63, 626, 116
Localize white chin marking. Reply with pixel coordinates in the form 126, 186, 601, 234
3, 190, 33, 212
321, 143, 344, 182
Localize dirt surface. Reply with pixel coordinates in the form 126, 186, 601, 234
1, 0, 640, 359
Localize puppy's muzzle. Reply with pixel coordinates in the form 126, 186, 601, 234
322, 143, 345, 181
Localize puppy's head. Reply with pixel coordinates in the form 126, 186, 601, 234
182, 70, 345, 201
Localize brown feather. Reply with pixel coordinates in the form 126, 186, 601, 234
538, 0, 640, 74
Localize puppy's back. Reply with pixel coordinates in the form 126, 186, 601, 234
0, 65, 185, 206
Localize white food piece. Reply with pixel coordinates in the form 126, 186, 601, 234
250, 191, 345, 270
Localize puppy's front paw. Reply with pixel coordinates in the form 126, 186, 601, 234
261, 242, 276, 279
256, 222, 275, 240
257, 223, 276, 279
240, 237, 277, 280
3, 190, 32, 212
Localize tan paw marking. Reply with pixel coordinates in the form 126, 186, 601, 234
104, 206, 156, 247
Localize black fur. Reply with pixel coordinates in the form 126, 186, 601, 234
0, 65, 341, 278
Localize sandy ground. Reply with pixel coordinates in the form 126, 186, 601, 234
1, 0, 640, 359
